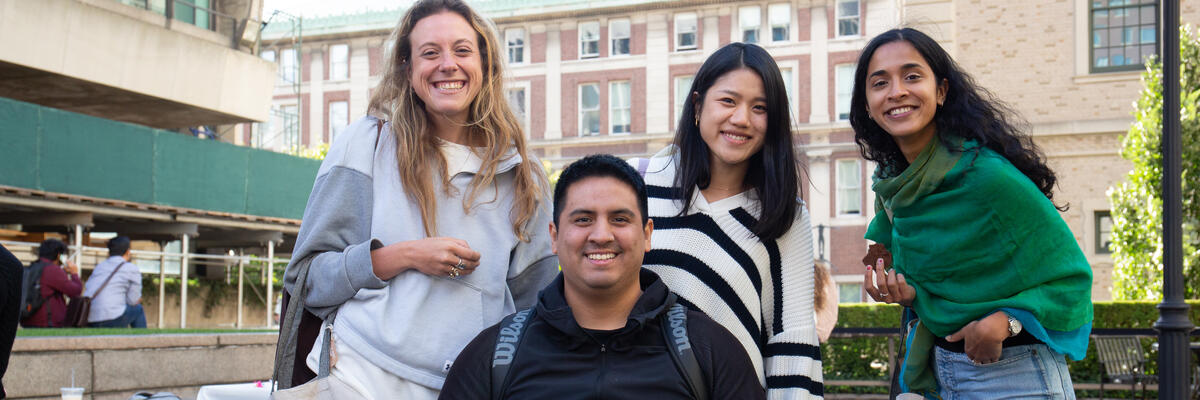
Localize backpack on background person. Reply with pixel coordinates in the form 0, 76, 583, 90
18, 260, 50, 320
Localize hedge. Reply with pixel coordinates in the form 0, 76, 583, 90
823, 300, 1200, 394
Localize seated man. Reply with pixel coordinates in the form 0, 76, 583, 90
440, 154, 764, 399
86, 236, 146, 328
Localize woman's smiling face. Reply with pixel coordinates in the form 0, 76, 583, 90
408, 11, 484, 122
697, 68, 769, 171
864, 40, 947, 147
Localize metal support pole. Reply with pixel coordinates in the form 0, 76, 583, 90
816, 224, 827, 261
180, 234, 189, 329
158, 245, 166, 329
237, 249, 244, 329
73, 224, 82, 267
1155, 1, 1193, 398
267, 240, 275, 328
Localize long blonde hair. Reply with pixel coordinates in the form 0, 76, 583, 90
368, 0, 547, 240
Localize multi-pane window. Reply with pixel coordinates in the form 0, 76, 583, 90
836, 0, 860, 37
279, 104, 299, 149
507, 87, 527, 131
610, 19, 631, 56
280, 48, 297, 84
328, 101, 348, 143
779, 67, 795, 117
610, 81, 631, 134
506, 28, 525, 64
675, 13, 698, 51
836, 159, 862, 215
675, 75, 694, 127
579, 22, 600, 58
838, 283, 863, 303
1091, 0, 1158, 72
330, 44, 349, 80
836, 64, 856, 121
1095, 211, 1114, 254
579, 83, 600, 136
740, 6, 761, 44
769, 3, 791, 42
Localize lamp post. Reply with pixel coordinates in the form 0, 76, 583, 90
1154, 1, 1193, 398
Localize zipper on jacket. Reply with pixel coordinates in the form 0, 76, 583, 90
594, 341, 609, 398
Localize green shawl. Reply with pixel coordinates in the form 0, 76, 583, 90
866, 135, 1093, 394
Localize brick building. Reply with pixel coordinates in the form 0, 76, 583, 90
257, 0, 1200, 302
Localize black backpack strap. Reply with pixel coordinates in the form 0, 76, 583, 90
491, 307, 534, 400
660, 302, 708, 400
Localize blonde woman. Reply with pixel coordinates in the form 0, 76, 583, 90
274, 0, 557, 398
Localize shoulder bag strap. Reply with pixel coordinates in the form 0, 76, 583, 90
273, 257, 312, 390
317, 313, 337, 378
660, 301, 708, 400
90, 262, 125, 299
491, 308, 534, 400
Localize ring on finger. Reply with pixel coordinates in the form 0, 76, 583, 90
448, 268, 460, 278
880, 293, 889, 297
454, 257, 465, 270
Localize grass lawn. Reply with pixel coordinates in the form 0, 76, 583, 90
16, 328, 277, 337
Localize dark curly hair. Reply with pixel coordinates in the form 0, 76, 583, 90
848, 28, 1064, 209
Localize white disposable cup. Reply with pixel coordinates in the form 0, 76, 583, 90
60, 387, 84, 400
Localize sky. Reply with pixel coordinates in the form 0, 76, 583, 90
263, 0, 411, 18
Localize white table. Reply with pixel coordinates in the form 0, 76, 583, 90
195, 381, 272, 400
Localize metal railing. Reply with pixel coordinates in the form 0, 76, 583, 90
2, 239, 283, 330
112, 0, 254, 48
824, 327, 1200, 398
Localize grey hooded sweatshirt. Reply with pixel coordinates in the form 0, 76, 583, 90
281, 116, 558, 389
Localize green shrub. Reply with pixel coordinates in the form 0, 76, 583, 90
825, 300, 1199, 394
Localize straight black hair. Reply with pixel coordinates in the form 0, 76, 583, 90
553, 154, 649, 226
672, 42, 801, 241
108, 236, 132, 257
848, 28, 1062, 208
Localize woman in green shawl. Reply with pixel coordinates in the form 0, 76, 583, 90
849, 28, 1092, 399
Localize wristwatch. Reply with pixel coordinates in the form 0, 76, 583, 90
1007, 315, 1023, 337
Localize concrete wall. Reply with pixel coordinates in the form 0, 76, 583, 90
0, 0, 276, 127
3, 333, 276, 399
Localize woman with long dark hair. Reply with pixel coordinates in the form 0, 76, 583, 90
638, 42, 823, 399
274, 1, 557, 398
852, 28, 1091, 398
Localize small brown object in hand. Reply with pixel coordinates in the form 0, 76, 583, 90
862, 243, 893, 269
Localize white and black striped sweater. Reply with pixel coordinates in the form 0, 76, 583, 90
636, 148, 824, 399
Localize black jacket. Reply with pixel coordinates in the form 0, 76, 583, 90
1, 244, 22, 399
439, 270, 765, 400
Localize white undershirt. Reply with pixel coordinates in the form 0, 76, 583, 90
438, 139, 478, 178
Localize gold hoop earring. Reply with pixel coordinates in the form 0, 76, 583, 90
694, 115, 700, 126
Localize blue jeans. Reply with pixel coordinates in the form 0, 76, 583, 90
90, 304, 147, 328
934, 344, 1075, 399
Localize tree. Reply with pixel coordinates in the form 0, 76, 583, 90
1108, 25, 1200, 300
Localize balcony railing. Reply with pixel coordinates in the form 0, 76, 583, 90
113, 0, 255, 48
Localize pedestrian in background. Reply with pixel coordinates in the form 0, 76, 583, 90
20, 239, 82, 328
274, 0, 557, 398
86, 236, 146, 328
